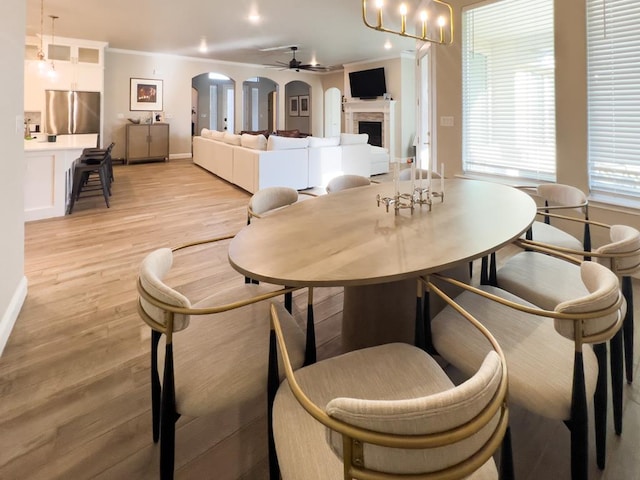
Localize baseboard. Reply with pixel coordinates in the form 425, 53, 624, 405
169, 153, 192, 160
0, 276, 28, 356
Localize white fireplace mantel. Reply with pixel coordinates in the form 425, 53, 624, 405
343, 99, 396, 160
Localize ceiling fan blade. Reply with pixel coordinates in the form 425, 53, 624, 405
258, 44, 301, 52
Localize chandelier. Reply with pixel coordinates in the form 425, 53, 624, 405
362, 0, 454, 45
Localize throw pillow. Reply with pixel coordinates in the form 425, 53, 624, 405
340, 133, 369, 145
223, 132, 242, 146
307, 136, 340, 148
267, 135, 310, 151
241, 129, 270, 138
210, 130, 226, 141
241, 133, 268, 151
276, 129, 300, 138
200, 128, 210, 138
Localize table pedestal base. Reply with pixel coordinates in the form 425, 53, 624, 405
341, 264, 471, 352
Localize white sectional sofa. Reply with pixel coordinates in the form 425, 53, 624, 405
192, 129, 389, 193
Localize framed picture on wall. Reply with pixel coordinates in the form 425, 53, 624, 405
299, 95, 310, 117
288, 96, 299, 117
130, 78, 163, 111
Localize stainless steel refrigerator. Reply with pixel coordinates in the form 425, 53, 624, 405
44, 90, 101, 135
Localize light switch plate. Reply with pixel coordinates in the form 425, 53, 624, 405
440, 116, 454, 127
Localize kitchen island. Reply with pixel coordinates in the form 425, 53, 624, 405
24, 134, 98, 221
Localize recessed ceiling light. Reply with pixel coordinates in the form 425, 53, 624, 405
249, 13, 260, 23
384, 39, 392, 50
199, 37, 208, 53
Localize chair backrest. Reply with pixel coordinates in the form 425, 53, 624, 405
596, 224, 640, 276
537, 183, 587, 213
398, 168, 441, 181
138, 248, 191, 332
326, 174, 371, 193
248, 186, 298, 221
324, 350, 504, 476
554, 261, 622, 342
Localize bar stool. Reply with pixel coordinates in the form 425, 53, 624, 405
67, 154, 110, 214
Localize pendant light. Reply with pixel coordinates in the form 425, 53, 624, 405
47, 15, 59, 77
36, 0, 46, 63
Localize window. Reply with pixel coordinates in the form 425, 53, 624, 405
587, 0, 640, 198
462, 0, 556, 181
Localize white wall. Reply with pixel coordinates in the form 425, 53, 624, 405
1, 1, 27, 355
103, 50, 326, 161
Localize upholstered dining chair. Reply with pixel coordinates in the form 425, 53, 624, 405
245, 186, 318, 364
137, 236, 309, 480
325, 174, 371, 193
482, 183, 590, 286
269, 278, 511, 480
495, 223, 640, 458
429, 261, 623, 480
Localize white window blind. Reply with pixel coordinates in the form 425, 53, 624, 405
462, 0, 556, 181
587, 0, 640, 197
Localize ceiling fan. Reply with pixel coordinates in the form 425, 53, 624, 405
265, 46, 329, 72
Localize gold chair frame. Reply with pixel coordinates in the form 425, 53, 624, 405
270, 277, 510, 480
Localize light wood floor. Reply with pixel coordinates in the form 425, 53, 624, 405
2, 159, 639, 479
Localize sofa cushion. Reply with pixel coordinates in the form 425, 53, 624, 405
210, 130, 226, 141
223, 132, 242, 146
276, 129, 300, 138
241, 133, 268, 151
308, 136, 340, 148
267, 135, 310, 151
340, 133, 369, 145
200, 128, 211, 138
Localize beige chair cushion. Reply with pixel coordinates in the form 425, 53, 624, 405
248, 186, 299, 217
325, 174, 371, 193
537, 183, 587, 210
158, 289, 306, 419
523, 221, 584, 250
498, 255, 622, 339
431, 285, 598, 421
273, 343, 498, 479
139, 248, 191, 331
596, 224, 640, 274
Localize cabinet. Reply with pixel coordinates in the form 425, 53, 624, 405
126, 123, 170, 164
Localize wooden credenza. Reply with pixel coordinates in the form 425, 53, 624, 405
126, 123, 169, 164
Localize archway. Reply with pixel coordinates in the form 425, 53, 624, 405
191, 72, 235, 134
284, 80, 311, 134
242, 77, 278, 133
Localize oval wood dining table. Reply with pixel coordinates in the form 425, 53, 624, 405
229, 179, 537, 351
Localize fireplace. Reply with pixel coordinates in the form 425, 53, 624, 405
343, 99, 395, 158
358, 121, 383, 147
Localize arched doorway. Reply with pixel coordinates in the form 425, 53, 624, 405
324, 87, 341, 137
191, 72, 235, 134
242, 77, 278, 133
284, 80, 311, 134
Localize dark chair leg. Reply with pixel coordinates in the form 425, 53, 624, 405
593, 342, 607, 469
480, 256, 489, 285
610, 329, 624, 435
284, 291, 292, 313
489, 252, 497, 286
570, 350, 589, 480
267, 329, 281, 480
415, 287, 425, 351
500, 426, 515, 480
160, 344, 176, 480
622, 276, 634, 384
304, 289, 316, 366
151, 330, 162, 443
99, 164, 110, 207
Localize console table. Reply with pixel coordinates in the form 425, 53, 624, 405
125, 123, 169, 164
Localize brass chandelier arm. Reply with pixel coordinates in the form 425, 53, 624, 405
362, 0, 454, 45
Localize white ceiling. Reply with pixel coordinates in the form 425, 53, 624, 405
25, 0, 419, 70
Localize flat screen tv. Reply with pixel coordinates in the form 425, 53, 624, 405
349, 67, 387, 99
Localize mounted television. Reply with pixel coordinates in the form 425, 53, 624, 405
349, 67, 387, 99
